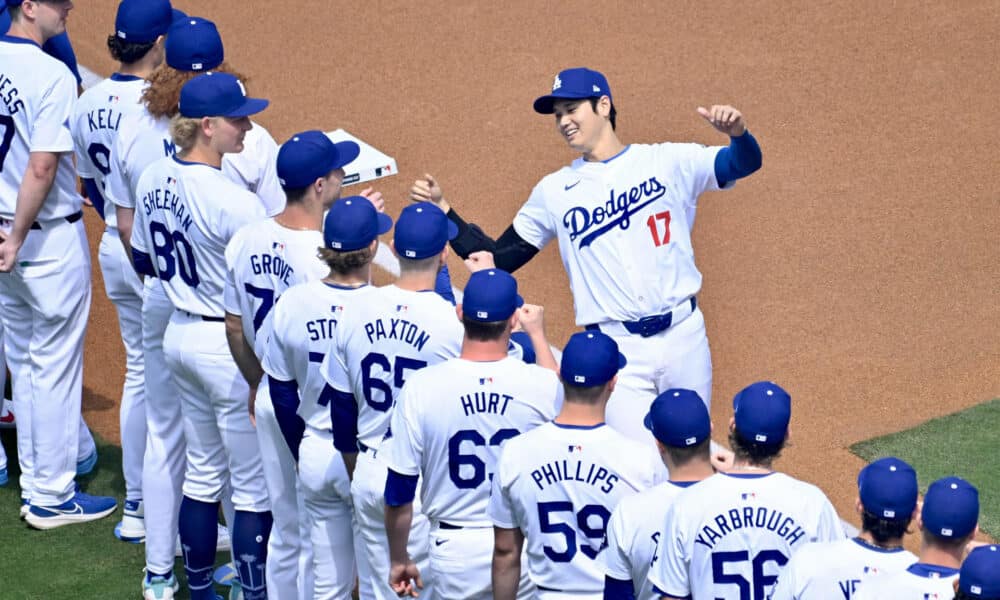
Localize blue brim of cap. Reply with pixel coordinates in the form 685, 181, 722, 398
375, 212, 393, 236
224, 97, 269, 118
533, 92, 593, 114
617, 352, 627, 370
642, 412, 654, 432
515, 294, 524, 309
331, 141, 361, 170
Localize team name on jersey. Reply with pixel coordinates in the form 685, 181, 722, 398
249, 253, 294, 285
694, 506, 807, 550
363, 318, 430, 351
530, 459, 620, 493
141, 185, 192, 231
86, 108, 123, 132
562, 176, 666, 248
460, 391, 513, 416
0, 73, 25, 114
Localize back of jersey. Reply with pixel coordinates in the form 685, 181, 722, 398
321, 284, 463, 451
71, 76, 146, 226
132, 156, 264, 316
381, 356, 561, 526
223, 218, 327, 355
770, 537, 916, 600
0, 38, 79, 219
650, 471, 845, 600
107, 111, 175, 211
489, 422, 662, 594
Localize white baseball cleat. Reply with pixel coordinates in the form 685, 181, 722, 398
0, 397, 15, 429
115, 499, 146, 542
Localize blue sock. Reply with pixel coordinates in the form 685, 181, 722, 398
145, 569, 173, 584
233, 510, 273, 600
178, 496, 219, 600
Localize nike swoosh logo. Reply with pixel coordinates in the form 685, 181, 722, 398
435, 539, 446, 546
564, 180, 581, 191
49, 503, 85, 516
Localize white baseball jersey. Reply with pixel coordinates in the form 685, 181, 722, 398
512, 143, 728, 325
320, 284, 463, 451
131, 155, 265, 316
0, 37, 81, 220
648, 471, 845, 600
488, 422, 664, 594
852, 564, 958, 600
601, 480, 698, 600
769, 537, 917, 600
223, 218, 327, 356
380, 356, 562, 525
262, 281, 376, 432
70, 74, 146, 228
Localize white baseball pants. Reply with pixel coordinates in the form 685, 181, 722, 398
428, 525, 534, 600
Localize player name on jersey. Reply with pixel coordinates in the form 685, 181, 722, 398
305, 313, 339, 342
531, 458, 621, 494
695, 506, 808, 550
0, 74, 25, 114
563, 175, 666, 247
84, 108, 124, 132
141, 185, 191, 231
459, 390, 515, 416
249, 252, 295, 285
363, 317, 431, 351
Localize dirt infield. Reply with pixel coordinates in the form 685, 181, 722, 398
67, 1, 999, 528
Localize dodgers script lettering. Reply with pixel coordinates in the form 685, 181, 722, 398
562, 176, 666, 248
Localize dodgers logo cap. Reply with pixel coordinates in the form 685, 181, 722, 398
560, 331, 627, 387
732, 381, 791, 445
166, 16, 224, 72
277, 130, 360, 189
323, 196, 392, 251
533, 67, 612, 114
114, 0, 186, 43
922, 476, 979, 539
960, 545, 1000, 598
644, 389, 711, 448
393, 202, 458, 260
857, 457, 918, 520
178, 72, 268, 119
462, 269, 523, 323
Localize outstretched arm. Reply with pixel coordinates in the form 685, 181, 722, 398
697, 105, 762, 187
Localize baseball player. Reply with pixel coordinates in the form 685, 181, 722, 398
489, 331, 664, 600
69, 0, 184, 543
0, 3, 81, 87
769, 456, 919, 600
0, 0, 117, 529
647, 381, 844, 600
381, 268, 561, 599
601, 389, 715, 600
411, 67, 763, 443
263, 197, 393, 599
130, 72, 271, 600
854, 476, 980, 600
224, 131, 365, 599
105, 17, 268, 599
319, 201, 466, 600
956, 545, 1000, 600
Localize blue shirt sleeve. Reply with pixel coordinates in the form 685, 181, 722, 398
42, 32, 82, 86
434, 263, 456, 305
268, 376, 305, 462
603, 576, 636, 600
384, 469, 419, 507
81, 178, 106, 221
131, 248, 155, 277
714, 130, 762, 188
324, 384, 360, 453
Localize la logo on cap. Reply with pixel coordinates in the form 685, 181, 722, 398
552, 75, 562, 91
236, 79, 247, 97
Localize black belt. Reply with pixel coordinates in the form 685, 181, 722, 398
1, 210, 83, 231
586, 297, 696, 338
536, 585, 565, 592
357, 441, 376, 455
438, 522, 463, 530
181, 310, 225, 323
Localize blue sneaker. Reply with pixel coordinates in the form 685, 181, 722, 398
142, 572, 179, 600
25, 491, 117, 530
76, 450, 98, 476
0, 466, 8, 486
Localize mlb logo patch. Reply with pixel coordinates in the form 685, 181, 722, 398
272, 242, 285, 251
330, 305, 344, 313
923, 594, 940, 599
755, 434, 768, 442
405, 250, 416, 258
396, 305, 408, 312
108, 95, 120, 103
479, 377, 493, 385
331, 241, 342, 249
574, 375, 586, 383
166, 177, 176, 185
863, 566, 879, 575
567, 445, 582, 453
971, 586, 982, 594
940, 528, 953, 537
684, 436, 697, 446
741, 492, 757, 501
882, 509, 896, 518
476, 311, 489, 319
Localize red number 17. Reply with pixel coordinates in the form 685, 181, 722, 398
646, 211, 671, 247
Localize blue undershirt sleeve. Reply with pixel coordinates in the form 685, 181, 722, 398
603, 576, 636, 600
714, 130, 762, 188
42, 32, 82, 86
268, 375, 305, 461
434, 263, 456, 305
82, 178, 106, 221
131, 248, 154, 277
384, 469, 419, 507
325, 384, 360, 454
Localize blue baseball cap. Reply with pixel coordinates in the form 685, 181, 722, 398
277, 130, 360, 189
393, 202, 458, 260
560, 331, 626, 387
732, 381, 791, 445
165, 16, 224, 72
922, 476, 979, 539
533, 67, 613, 114
178, 72, 268, 119
960, 545, 1000, 598
323, 196, 393, 251
114, 0, 185, 43
462, 269, 523, 323
644, 389, 711, 448
857, 457, 918, 520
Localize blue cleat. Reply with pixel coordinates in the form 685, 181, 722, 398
25, 491, 117, 530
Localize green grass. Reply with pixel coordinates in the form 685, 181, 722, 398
850, 398, 1000, 539
0, 430, 232, 599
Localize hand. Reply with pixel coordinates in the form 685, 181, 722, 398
711, 445, 735, 472
697, 105, 746, 137
463, 250, 496, 273
409, 174, 449, 213
517, 304, 545, 336
389, 560, 423, 597
0, 233, 21, 273
360, 187, 386, 213
248, 385, 257, 428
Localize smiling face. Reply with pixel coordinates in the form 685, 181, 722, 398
552, 96, 613, 155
